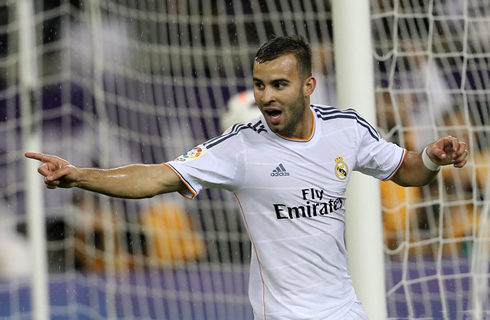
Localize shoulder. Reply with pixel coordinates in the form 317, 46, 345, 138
311, 105, 369, 124
204, 118, 268, 150
311, 105, 379, 141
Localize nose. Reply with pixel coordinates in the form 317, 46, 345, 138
261, 87, 275, 105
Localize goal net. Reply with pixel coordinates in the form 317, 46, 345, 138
372, 0, 490, 318
0, 0, 488, 319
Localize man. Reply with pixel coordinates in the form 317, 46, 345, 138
26, 36, 467, 320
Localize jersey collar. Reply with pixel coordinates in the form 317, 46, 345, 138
274, 108, 316, 143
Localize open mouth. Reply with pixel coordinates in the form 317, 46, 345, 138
265, 109, 282, 121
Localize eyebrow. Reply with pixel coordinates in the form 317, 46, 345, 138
253, 77, 290, 84
271, 79, 290, 84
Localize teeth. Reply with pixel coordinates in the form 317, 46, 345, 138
265, 109, 281, 120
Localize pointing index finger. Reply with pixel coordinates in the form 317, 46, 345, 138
25, 152, 54, 163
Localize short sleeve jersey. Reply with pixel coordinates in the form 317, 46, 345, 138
166, 105, 407, 320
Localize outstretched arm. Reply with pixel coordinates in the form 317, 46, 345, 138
24, 152, 187, 199
391, 136, 468, 187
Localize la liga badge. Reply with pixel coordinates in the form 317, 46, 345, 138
176, 145, 207, 162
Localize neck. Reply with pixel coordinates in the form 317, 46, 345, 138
296, 108, 314, 140
280, 106, 314, 140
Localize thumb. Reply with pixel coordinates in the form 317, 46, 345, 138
431, 146, 447, 161
47, 166, 75, 182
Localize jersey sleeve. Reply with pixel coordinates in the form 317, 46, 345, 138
352, 110, 407, 181
165, 127, 245, 199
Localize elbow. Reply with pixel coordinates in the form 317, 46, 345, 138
135, 192, 158, 199
116, 191, 157, 200
392, 180, 418, 188
391, 171, 437, 188
392, 175, 436, 188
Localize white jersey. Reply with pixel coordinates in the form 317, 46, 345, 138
166, 105, 406, 320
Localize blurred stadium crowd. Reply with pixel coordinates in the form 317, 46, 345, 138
0, 0, 489, 277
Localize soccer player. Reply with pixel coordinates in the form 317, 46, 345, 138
25, 36, 467, 320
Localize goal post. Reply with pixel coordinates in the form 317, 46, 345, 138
18, 0, 49, 319
332, 1, 387, 319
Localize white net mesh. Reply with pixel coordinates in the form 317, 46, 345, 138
0, 0, 488, 319
372, 0, 490, 318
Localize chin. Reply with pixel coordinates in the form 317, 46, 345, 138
266, 122, 282, 132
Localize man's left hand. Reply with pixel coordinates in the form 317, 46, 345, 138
426, 136, 468, 168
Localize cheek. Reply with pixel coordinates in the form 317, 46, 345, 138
283, 88, 302, 103
253, 90, 261, 102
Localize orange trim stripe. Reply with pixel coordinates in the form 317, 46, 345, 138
162, 163, 196, 200
385, 149, 408, 181
277, 109, 315, 141
234, 194, 267, 320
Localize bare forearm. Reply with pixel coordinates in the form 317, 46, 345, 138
391, 151, 439, 187
78, 164, 183, 199
25, 152, 187, 196
392, 137, 468, 187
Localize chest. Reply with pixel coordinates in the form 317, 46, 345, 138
240, 136, 357, 197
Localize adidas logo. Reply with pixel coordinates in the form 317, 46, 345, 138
270, 164, 290, 177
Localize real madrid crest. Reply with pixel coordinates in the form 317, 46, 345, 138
334, 156, 348, 180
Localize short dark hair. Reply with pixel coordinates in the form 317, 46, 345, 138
254, 35, 312, 79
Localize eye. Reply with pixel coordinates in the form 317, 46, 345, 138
254, 82, 264, 90
274, 82, 287, 89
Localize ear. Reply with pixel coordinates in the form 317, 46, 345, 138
303, 76, 316, 97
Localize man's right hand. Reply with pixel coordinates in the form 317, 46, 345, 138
25, 152, 82, 189
25, 152, 187, 199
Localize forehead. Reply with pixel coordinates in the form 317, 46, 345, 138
253, 54, 300, 81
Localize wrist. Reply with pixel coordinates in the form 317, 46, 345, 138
422, 147, 441, 171
77, 167, 91, 188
